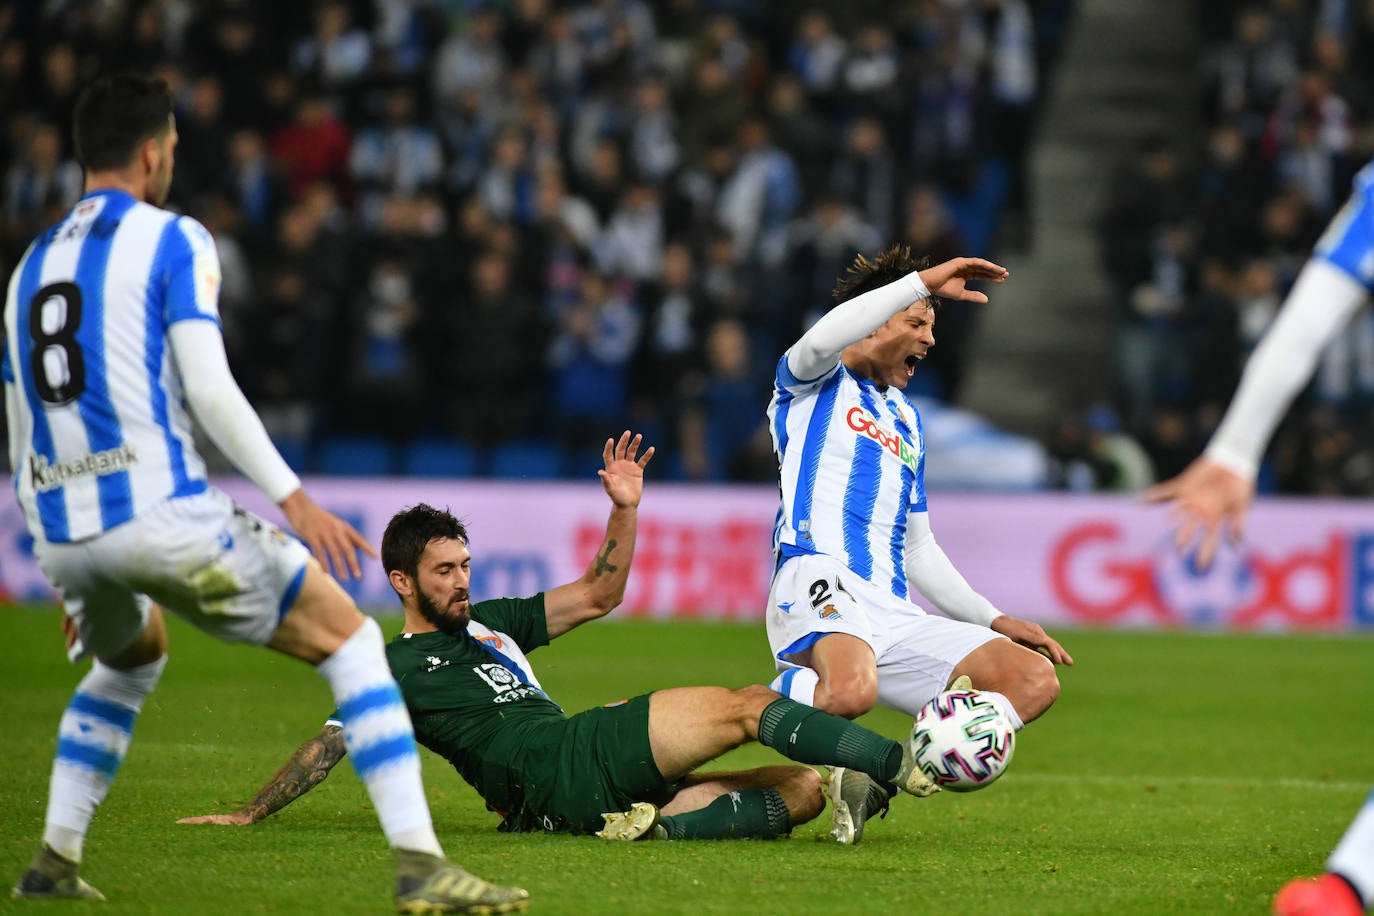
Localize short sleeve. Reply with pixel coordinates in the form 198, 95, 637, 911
775, 352, 841, 394
470, 595, 550, 653
162, 216, 222, 325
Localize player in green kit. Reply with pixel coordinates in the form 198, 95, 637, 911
180, 432, 947, 840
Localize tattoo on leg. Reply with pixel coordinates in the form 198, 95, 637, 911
594, 540, 619, 576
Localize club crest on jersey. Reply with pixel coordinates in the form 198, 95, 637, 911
846, 406, 919, 474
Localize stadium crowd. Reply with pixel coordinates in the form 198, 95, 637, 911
1085, 0, 1374, 497
0, 0, 1071, 482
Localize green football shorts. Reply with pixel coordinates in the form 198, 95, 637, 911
498, 693, 680, 833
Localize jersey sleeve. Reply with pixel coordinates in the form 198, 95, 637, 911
471, 595, 550, 653
775, 352, 841, 395
161, 216, 222, 326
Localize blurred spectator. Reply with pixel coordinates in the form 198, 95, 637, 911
548, 271, 641, 450
829, 116, 898, 238
271, 94, 352, 200
292, 1, 372, 91
447, 250, 544, 446
173, 75, 231, 202
351, 86, 444, 229
715, 117, 801, 259
765, 73, 834, 198
3, 121, 81, 246
787, 9, 846, 104
679, 318, 770, 481
596, 181, 664, 281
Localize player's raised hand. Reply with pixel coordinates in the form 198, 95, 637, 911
990, 615, 1075, 666
1144, 457, 1254, 571
176, 811, 255, 826
598, 430, 655, 509
280, 489, 377, 580
917, 257, 1010, 304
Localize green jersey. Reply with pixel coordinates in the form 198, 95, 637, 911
331, 595, 564, 818
328, 596, 673, 833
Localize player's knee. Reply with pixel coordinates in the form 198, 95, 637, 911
1016, 655, 1060, 723
813, 675, 877, 719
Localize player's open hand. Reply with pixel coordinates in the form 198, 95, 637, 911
917, 257, 1010, 304
176, 811, 255, 826
598, 430, 655, 509
990, 615, 1074, 666
280, 489, 377, 580
1144, 457, 1254, 571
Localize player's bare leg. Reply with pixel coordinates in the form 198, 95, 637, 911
948, 638, 1059, 725
806, 634, 880, 719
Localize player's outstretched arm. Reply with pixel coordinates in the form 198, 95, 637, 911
786, 256, 1008, 381
1145, 259, 1367, 568
543, 431, 654, 639
177, 724, 347, 826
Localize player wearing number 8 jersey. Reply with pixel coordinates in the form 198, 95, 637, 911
765, 246, 1074, 843
5, 74, 527, 912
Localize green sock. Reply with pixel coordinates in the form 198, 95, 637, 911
659, 787, 792, 840
757, 698, 903, 782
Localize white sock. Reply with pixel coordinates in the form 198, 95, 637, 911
1327, 787, 1374, 906
43, 656, 166, 862
980, 690, 1025, 731
769, 667, 819, 706
318, 617, 442, 858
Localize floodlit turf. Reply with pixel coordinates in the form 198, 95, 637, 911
2, 607, 1371, 915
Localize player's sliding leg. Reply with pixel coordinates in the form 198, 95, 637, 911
599, 766, 823, 841
271, 564, 528, 914
648, 684, 938, 801
13, 606, 167, 901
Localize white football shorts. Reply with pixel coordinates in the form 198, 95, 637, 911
35, 488, 311, 660
766, 552, 1003, 717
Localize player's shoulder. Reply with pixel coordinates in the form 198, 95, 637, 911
165, 212, 217, 255
384, 631, 428, 666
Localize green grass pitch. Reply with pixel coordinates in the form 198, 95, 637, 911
2, 606, 1371, 914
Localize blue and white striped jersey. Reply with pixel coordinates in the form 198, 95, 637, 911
1314, 159, 1374, 290
3, 189, 222, 543
768, 354, 927, 600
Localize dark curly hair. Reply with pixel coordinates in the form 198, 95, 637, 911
832, 244, 936, 308
381, 504, 469, 581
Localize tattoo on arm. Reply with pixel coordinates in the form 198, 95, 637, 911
593, 539, 618, 577
242, 725, 347, 822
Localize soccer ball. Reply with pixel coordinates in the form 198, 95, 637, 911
910, 689, 1016, 792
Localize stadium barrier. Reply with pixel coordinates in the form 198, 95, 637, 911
2, 480, 1372, 631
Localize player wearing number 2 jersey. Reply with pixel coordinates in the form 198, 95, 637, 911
764, 246, 1074, 843
5, 73, 527, 913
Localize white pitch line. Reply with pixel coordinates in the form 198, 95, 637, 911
1007, 772, 1368, 792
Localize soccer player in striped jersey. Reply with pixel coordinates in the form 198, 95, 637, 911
1148, 162, 1374, 916
764, 245, 1073, 843
4, 74, 527, 912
